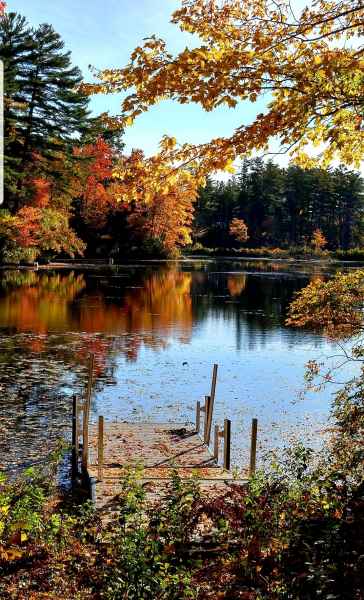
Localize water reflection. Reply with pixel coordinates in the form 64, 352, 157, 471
0, 259, 353, 474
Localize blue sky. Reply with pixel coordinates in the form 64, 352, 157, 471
9, 0, 269, 164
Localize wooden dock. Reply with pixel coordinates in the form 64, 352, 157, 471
86, 422, 247, 513
72, 357, 257, 516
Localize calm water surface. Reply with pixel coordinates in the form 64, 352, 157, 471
0, 259, 358, 473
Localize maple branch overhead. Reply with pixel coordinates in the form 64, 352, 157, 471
82, 0, 364, 174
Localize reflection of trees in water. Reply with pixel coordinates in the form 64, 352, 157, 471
0, 271, 86, 333
0, 268, 194, 360
123, 269, 193, 349
227, 275, 247, 296
190, 270, 326, 351
75, 269, 193, 358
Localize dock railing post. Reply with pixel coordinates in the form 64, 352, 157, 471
205, 364, 218, 445
203, 395, 211, 443
223, 418, 231, 470
82, 353, 94, 473
196, 400, 201, 433
71, 395, 79, 479
213, 424, 219, 461
249, 418, 258, 476
97, 415, 104, 481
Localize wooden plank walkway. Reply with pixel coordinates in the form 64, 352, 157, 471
87, 422, 248, 514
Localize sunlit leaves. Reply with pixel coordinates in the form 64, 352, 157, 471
287, 270, 364, 338
127, 164, 197, 254
83, 0, 364, 172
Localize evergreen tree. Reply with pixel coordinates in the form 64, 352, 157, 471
333, 167, 364, 250
1, 13, 90, 209
1, 13, 32, 201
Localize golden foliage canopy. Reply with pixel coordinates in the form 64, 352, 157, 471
128, 182, 196, 253
82, 0, 364, 173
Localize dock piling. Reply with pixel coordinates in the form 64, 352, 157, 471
71, 395, 79, 479
203, 395, 211, 443
205, 364, 218, 445
223, 419, 231, 470
82, 353, 95, 473
97, 416, 104, 481
196, 400, 201, 433
249, 418, 258, 476
213, 424, 219, 460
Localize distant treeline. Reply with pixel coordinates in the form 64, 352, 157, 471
194, 159, 364, 250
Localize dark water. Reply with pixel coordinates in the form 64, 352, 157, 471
0, 259, 357, 473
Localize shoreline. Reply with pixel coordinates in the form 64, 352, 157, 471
0, 254, 364, 270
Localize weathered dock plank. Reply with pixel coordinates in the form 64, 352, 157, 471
87, 422, 248, 513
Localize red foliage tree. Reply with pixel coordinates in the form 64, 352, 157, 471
73, 138, 115, 228
32, 178, 51, 208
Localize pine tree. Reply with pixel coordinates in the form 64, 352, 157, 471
1, 13, 90, 209
1, 13, 32, 201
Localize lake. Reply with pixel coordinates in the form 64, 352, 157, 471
0, 258, 355, 475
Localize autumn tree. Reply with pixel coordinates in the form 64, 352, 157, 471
0, 206, 85, 263
311, 228, 328, 253
70, 143, 198, 258
287, 269, 364, 483
83, 0, 364, 173
127, 170, 197, 256
229, 217, 249, 243
72, 137, 117, 229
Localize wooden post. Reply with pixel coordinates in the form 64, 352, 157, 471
71, 395, 79, 479
210, 363, 218, 401
223, 418, 231, 470
203, 395, 210, 443
213, 424, 219, 461
249, 418, 258, 476
196, 401, 201, 433
205, 364, 218, 445
82, 353, 95, 472
97, 416, 104, 481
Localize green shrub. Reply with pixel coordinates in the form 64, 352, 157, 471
102, 468, 197, 599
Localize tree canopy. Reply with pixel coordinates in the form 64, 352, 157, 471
83, 0, 364, 173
